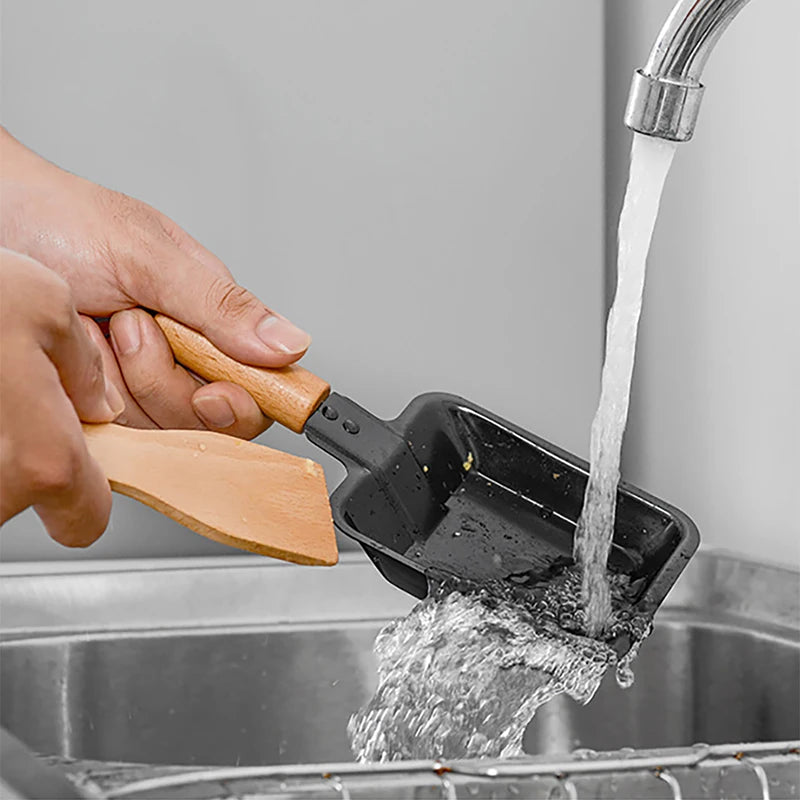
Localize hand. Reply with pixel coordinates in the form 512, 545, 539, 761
0, 127, 310, 438
0, 248, 124, 546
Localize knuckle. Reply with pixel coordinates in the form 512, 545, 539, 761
84, 347, 106, 396
19, 437, 84, 498
208, 279, 259, 320
62, 517, 107, 548
95, 188, 170, 282
46, 495, 110, 548
126, 373, 163, 406
41, 278, 76, 337
98, 188, 157, 230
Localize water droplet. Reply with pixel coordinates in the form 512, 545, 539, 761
616, 666, 634, 688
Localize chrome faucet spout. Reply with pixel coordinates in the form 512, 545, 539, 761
624, 0, 754, 142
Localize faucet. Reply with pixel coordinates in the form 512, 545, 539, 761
624, 0, 754, 141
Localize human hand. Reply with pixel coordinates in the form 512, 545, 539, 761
0, 127, 310, 438
0, 247, 124, 546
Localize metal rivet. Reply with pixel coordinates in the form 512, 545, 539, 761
343, 419, 360, 434
322, 405, 339, 421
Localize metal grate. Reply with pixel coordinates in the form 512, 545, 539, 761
96, 741, 800, 799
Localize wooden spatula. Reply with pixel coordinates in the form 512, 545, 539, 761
82, 423, 337, 566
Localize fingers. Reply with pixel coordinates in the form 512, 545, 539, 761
151, 262, 310, 368
11, 354, 112, 547
109, 309, 205, 427
0, 249, 113, 546
36, 274, 125, 424
80, 316, 157, 429
27, 378, 111, 547
33, 434, 113, 548
108, 310, 272, 439
119, 212, 311, 368
192, 382, 273, 440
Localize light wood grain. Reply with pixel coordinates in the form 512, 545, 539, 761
155, 315, 330, 433
83, 423, 338, 566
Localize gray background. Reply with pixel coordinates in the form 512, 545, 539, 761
1, 0, 797, 567
606, 0, 799, 567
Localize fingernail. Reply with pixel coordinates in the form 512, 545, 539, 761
256, 314, 311, 355
193, 395, 236, 429
104, 377, 126, 419
111, 311, 141, 356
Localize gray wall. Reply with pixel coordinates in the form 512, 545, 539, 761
606, 0, 800, 566
0, 1, 605, 560
6, 1, 794, 569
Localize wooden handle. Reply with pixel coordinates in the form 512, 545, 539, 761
83, 423, 338, 566
155, 315, 331, 433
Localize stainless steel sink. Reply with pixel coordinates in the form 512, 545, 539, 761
1, 615, 797, 767
1, 550, 798, 798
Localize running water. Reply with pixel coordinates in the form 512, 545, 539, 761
349, 567, 651, 762
349, 133, 676, 762
573, 133, 678, 636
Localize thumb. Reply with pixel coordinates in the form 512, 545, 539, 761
129, 242, 311, 369
46, 307, 126, 423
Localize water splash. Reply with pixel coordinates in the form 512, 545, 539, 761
349, 568, 651, 762
574, 133, 678, 635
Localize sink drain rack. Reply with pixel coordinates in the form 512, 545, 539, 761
90, 740, 800, 799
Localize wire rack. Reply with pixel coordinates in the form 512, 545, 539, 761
92, 740, 799, 800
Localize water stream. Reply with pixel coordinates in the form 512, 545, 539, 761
349, 568, 651, 762
350, 133, 677, 762
573, 133, 678, 635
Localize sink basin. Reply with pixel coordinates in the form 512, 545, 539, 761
1, 618, 797, 767
1, 550, 798, 797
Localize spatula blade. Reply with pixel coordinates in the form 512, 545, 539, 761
83, 424, 338, 566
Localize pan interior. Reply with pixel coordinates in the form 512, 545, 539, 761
334, 395, 693, 609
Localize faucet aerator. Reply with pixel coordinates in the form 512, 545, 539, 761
624, 0, 754, 142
